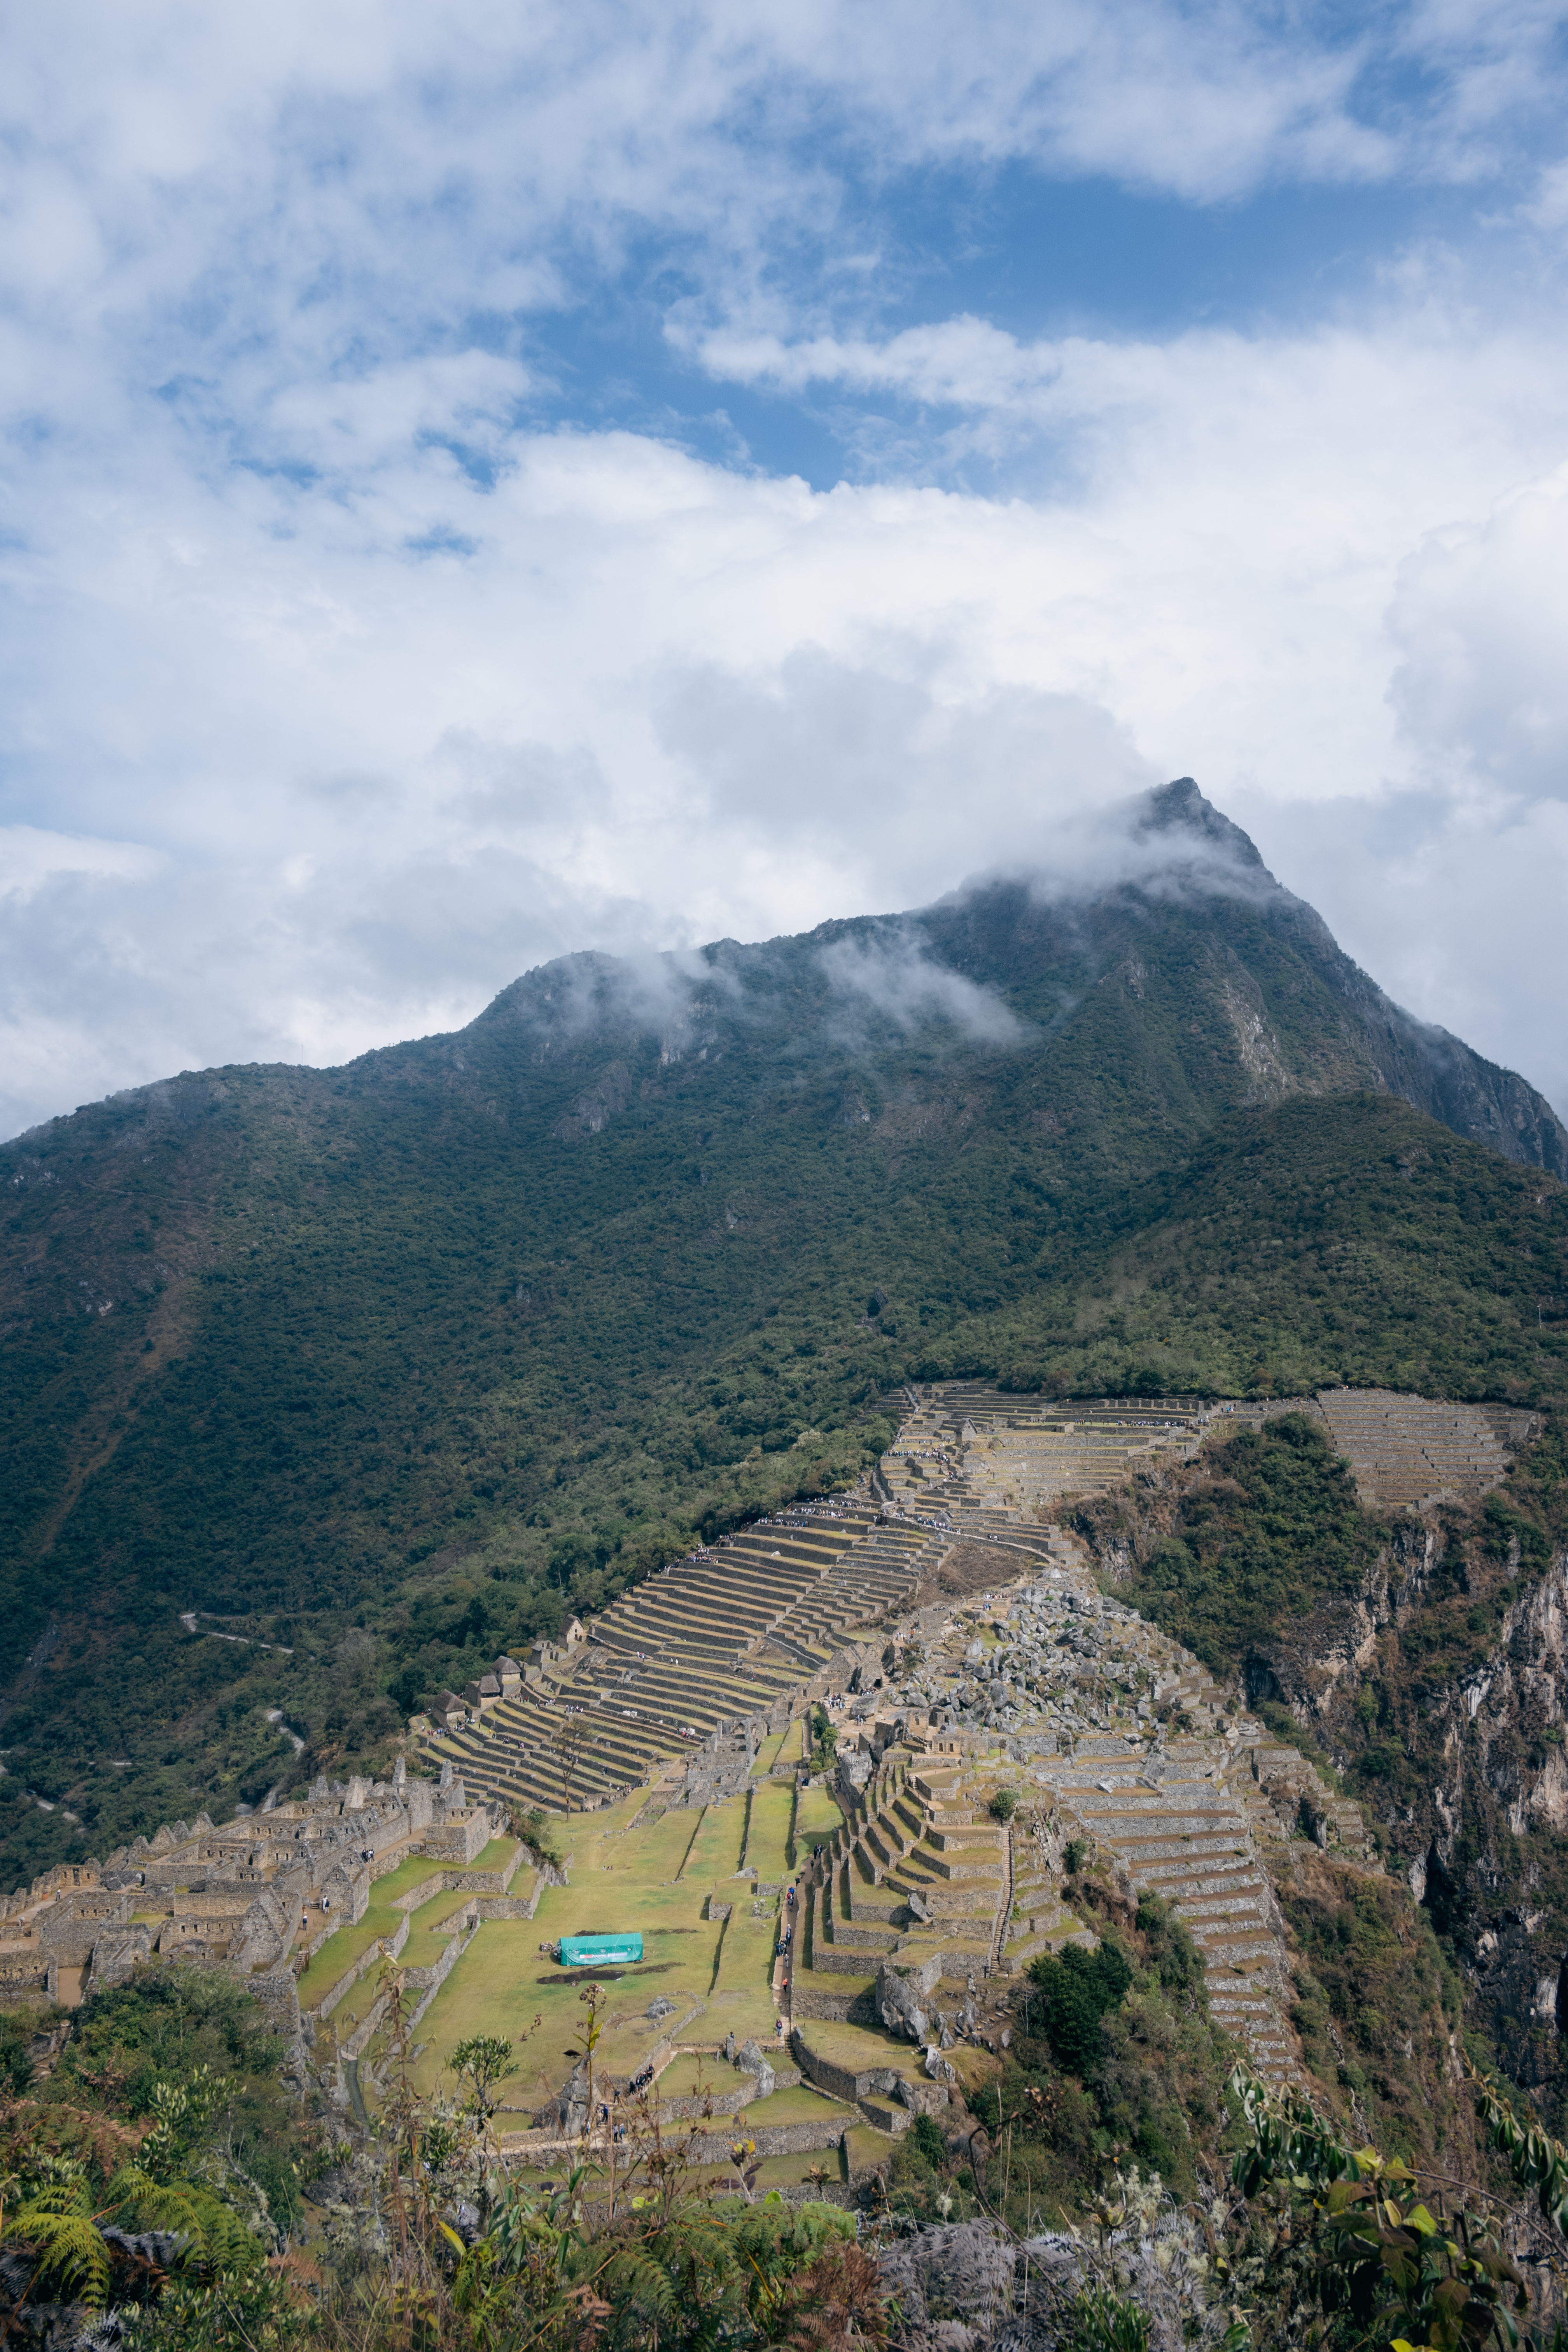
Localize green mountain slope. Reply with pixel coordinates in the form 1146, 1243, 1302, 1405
2, 781, 1565, 1881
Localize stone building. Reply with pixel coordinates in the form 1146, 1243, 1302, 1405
0, 1759, 500, 2076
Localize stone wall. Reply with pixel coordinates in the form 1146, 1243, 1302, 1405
790, 2031, 901, 2102
318, 1914, 410, 2020
408, 1921, 481, 2029
679, 2116, 847, 2161
0, 1768, 507, 2030
661, 2067, 802, 2119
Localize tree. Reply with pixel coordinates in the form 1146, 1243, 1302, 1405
1026, 1940, 1132, 2080
450, 2035, 518, 2119
1229, 2065, 1541, 2350
553, 1715, 588, 1814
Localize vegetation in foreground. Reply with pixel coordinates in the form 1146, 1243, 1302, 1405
5, 1925, 1568, 2350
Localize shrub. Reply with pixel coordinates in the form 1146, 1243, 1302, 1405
1026, 1939, 1133, 2079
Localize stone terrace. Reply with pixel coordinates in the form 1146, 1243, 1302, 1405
1314, 1387, 1521, 1509
422, 1502, 952, 1817
419, 1379, 1410, 2095
878, 1388, 1206, 1527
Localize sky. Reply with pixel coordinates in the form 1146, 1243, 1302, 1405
4, 0, 1568, 1140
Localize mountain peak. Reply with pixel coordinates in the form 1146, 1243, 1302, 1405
1132, 775, 1270, 876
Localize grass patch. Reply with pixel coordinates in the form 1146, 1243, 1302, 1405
472, 1836, 519, 1875
295, 1853, 452, 2010
792, 1784, 844, 1861
682, 1799, 750, 1883
743, 1783, 796, 1883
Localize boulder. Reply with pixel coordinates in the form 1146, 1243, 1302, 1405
896, 2074, 950, 2113
875, 1954, 943, 2043
735, 2037, 777, 2097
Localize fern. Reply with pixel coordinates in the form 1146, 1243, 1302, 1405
105, 2160, 265, 2276
9, 2180, 113, 2307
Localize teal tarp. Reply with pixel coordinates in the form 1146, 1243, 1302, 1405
560, 1933, 644, 1965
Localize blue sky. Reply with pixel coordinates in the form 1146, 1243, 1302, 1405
4, 0, 1568, 1136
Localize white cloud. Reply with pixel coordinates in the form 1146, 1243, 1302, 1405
0, 0, 1559, 441
817, 933, 1028, 1045
7, 291, 1568, 1132
1388, 462, 1568, 801
0, 826, 165, 901
5, 4, 1568, 1137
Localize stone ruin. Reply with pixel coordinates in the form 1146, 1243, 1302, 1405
0, 1757, 500, 2083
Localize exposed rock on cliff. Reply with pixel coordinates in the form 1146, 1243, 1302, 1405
1073, 1413, 1568, 2120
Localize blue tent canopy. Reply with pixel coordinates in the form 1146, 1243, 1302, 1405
559, 1933, 643, 1966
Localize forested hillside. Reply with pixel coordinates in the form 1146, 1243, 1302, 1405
1075, 1410, 1568, 2138
3, 780, 1566, 1881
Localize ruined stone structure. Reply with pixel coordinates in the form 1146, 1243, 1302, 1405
0, 1757, 500, 2068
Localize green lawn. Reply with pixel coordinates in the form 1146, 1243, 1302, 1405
473, 1836, 520, 1877
592, 1808, 704, 1884
708, 1896, 781, 2043
686, 2152, 847, 2191
296, 1853, 452, 2010
401, 1888, 474, 1970
653, 2052, 735, 2099
679, 1799, 749, 1883
373, 1781, 808, 2112
844, 2125, 893, 2178
742, 1783, 796, 1882
792, 1784, 844, 1860
406, 1794, 730, 2101
794, 2015, 920, 2082
740, 2082, 851, 2125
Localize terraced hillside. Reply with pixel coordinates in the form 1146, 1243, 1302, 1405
1313, 1387, 1527, 1508
26, 1374, 1472, 2224
7, 779, 1568, 1898
420, 1379, 1493, 1832
420, 1391, 1217, 1814
416, 1382, 1413, 2103
424, 1500, 957, 1814
877, 1386, 1205, 1519
793, 1538, 1369, 2093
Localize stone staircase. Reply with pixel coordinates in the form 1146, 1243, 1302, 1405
427, 1379, 1388, 2100
857, 1389, 1394, 2090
